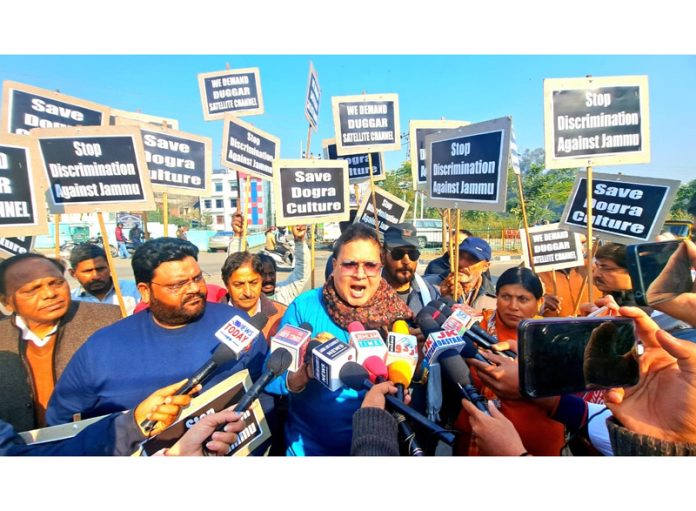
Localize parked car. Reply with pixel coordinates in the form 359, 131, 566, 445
208, 230, 235, 252
413, 219, 443, 248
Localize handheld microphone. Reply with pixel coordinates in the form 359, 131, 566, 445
362, 356, 389, 383
312, 337, 357, 391
387, 359, 423, 456
386, 320, 418, 370
202, 347, 293, 452
140, 313, 268, 434
348, 321, 388, 365
339, 362, 455, 446
270, 322, 312, 372
438, 349, 491, 415
234, 347, 293, 412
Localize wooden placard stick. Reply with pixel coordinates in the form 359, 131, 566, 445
305, 125, 316, 289
586, 166, 594, 303
439, 209, 447, 253
453, 209, 461, 302
242, 175, 251, 251
572, 239, 600, 316
54, 214, 61, 260
97, 212, 127, 317
367, 153, 380, 237
516, 172, 535, 273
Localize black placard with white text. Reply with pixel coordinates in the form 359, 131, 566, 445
324, 140, 384, 183
141, 127, 211, 195
273, 159, 349, 226
305, 62, 321, 130
409, 120, 469, 190
2, 81, 108, 135
332, 94, 401, 155
222, 116, 279, 182
0, 236, 34, 259
520, 223, 584, 272
425, 117, 510, 212
559, 172, 680, 243
198, 68, 264, 120
354, 186, 409, 235
544, 75, 650, 169
34, 126, 155, 214
0, 134, 48, 236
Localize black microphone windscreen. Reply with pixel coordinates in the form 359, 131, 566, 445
459, 339, 480, 359
250, 313, 269, 332
438, 349, 472, 386
417, 316, 441, 337
211, 342, 238, 365
267, 347, 293, 375
439, 296, 455, 307
299, 322, 313, 334
304, 340, 323, 364
339, 361, 369, 391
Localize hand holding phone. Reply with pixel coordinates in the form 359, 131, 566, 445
518, 316, 639, 398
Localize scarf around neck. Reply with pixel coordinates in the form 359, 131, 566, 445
322, 276, 413, 330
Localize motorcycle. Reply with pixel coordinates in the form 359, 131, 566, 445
59, 235, 122, 260
259, 238, 295, 269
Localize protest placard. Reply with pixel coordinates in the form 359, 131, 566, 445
520, 223, 584, 272
544, 75, 650, 169
0, 236, 35, 259
2, 80, 108, 135
0, 133, 48, 237
560, 171, 680, 243
33, 125, 155, 214
222, 115, 279, 182
322, 138, 384, 184
305, 62, 321, 131
198, 68, 264, 120
331, 93, 400, 156
425, 116, 511, 212
273, 159, 349, 226
409, 119, 470, 190
354, 186, 409, 235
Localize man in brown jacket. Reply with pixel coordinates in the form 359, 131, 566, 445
0, 253, 122, 432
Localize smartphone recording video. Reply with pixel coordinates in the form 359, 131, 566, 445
518, 317, 639, 398
626, 240, 694, 306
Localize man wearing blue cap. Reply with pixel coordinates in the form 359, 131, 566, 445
425, 237, 496, 310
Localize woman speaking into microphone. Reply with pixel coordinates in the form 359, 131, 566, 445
265, 224, 412, 456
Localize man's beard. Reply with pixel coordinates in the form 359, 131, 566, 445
84, 278, 111, 295
149, 290, 207, 326
389, 267, 413, 287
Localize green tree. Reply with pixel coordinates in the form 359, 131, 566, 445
670, 179, 696, 219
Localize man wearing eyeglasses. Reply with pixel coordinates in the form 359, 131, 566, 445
382, 223, 440, 316
46, 237, 268, 426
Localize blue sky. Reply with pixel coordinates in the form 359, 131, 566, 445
1, 54, 693, 185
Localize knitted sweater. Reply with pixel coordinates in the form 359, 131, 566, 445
351, 407, 399, 456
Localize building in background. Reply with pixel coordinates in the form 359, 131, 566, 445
200, 168, 268, 231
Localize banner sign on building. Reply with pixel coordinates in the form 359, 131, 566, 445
559, 171, 680, 243
198, 68, 264, 121
2, 80, 109, 136
222, 116, 279, 182
34, 126, 155, 214
409, 119, 470, 190
273, 159, 349, 226
425, 116, 511, 212
331, 93, 401, 156
544, 75, 650, 169
520, 223, 584, 273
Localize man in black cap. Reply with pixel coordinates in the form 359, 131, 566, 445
382, 223, 440, 316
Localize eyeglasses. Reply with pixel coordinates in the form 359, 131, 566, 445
150, 272, 209, 293
388, 247, 420, 261
338, 260, 383, 277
